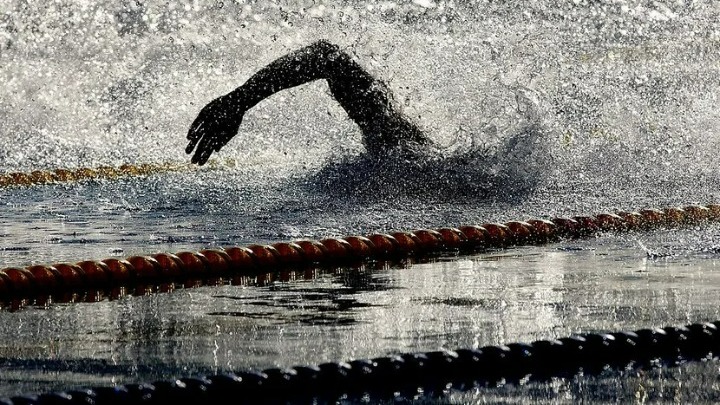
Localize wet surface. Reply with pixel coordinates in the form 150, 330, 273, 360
1, 228, 720, 400
3, 1, 720, 402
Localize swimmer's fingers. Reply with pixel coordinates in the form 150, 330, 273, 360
192, 131, 217, 165
191, 139, 214, 165
185, 117, 207, 154
186, 137, 200, 155
191, 130, 233, 165
195, 148, 214, 166
187, 119, 204, 140
187, 96, 223, 145
186, 96, 243, 163
192, 149, 213, 166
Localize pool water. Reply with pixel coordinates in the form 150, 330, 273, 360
2, 185, 720, 402
3, 0, 720, 402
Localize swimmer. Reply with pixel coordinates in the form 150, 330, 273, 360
186, 40, 436, 165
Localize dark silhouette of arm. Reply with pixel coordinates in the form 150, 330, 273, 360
186, 40, 430, 165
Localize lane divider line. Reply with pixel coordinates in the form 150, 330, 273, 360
0, 159, 236, 188
5, 320, 719, 403
0, 203, 717, 302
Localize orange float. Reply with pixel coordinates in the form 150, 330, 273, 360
175, 251, 211, 278
26, 265, 62, 294
662, 207, 686, 226
53, 263, 86, 289
459, 225, 489, 251
0, 274, 10, 296
616, 211, 643, 230
389, 232, 419, 256
572, 216, 600, 236
551, 217, 580, 238
684, 205, 710, 224
223, 247, 258, 272
10, 172, 31, 186
96, 166, 121, 178
151, 253, 185, 278
76, 261, 111, 288
481, 223, 511, 247
119, 164, 140, 176
101, 258, 136, 284
247, 244, 280, 269
75, 168, 98, 179
199, 249, 233, 276
1, 267, 36, 295
367, 233, 398, 258
293, 240, 327, 263
525, 219, 556, 242
320, 238, 353, 262
413, 229, 444, 252
344, 236, 375, 259
29, 170, 54, 184
436, 228, 468, 251
271, 242, 305, 266
639, 208, 665, 229
126, 256, 162, 283
706, 204, 720, 221
594, 213, 626, 232
504, 221, 533, 245
54, 169, 76, 182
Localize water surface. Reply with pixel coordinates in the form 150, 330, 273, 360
1, 1, 720, 402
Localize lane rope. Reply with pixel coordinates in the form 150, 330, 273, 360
0, 203, 717, 302
1, 266, 331, 311
4, 320, 719, 404
0, 159, 234, 188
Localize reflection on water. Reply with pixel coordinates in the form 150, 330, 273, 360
443, 360, 720, 404
1, 232, 720, 399
209, 266, 398, 327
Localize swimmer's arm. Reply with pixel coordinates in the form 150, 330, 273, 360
186, 41, 344, 165
233, 40, 345, 110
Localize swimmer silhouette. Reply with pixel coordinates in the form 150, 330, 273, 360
186, 40, 434, 165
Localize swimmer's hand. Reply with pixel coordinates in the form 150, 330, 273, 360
186, 93, 246, 165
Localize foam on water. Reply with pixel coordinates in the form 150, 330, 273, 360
2, 1, 719, 199
2, 1, 720, 263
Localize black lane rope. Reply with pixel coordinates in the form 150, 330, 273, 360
3, 321, 719, 404
0, 203, 717, 303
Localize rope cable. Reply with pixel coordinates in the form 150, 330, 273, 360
0, 159, 235, 188
3, 320, 718, 404
0, 203, 716, 302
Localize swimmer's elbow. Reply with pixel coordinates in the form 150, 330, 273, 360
309, 39, 340, 55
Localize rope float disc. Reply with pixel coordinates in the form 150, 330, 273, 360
4, 320, 720, 404
0, 203, 718, 302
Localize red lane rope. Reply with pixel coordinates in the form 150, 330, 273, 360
0, 203, 716, 305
